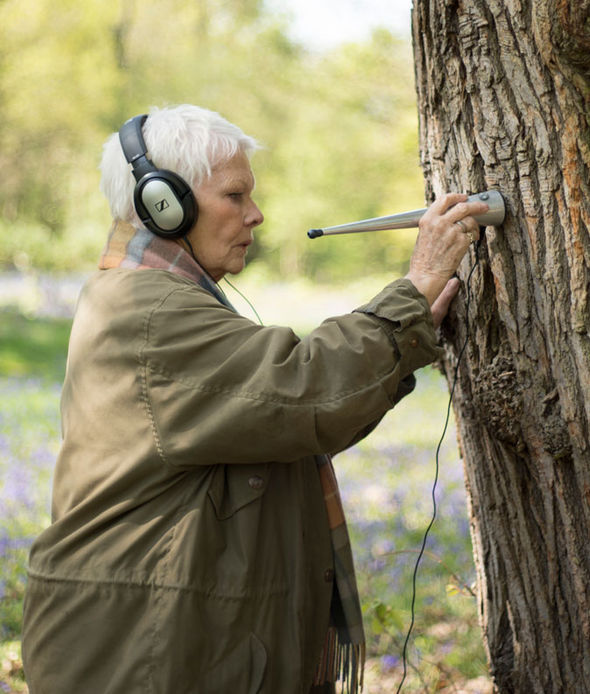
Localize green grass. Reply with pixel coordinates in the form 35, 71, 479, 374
0, 310, 70, 381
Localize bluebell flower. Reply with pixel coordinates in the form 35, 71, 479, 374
381, 653, 400, 671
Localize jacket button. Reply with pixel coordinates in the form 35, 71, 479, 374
248, 475, 265, 490
409, 338, 419, 348
324, 568, 334, 582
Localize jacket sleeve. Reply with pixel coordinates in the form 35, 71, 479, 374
140, 277, 443, 467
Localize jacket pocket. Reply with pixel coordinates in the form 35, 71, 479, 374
208, 463, 271, 520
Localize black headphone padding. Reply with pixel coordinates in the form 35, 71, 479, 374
119, 114, 198, 239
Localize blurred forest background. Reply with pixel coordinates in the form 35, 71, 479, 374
0, 0, 423, 284
0, 0, 493, 691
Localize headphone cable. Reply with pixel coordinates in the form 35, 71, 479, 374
395, 240, 482, 693
223, 277, 264, 326
180, 236, 263, 326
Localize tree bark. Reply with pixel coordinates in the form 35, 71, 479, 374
411, 1, 590, 692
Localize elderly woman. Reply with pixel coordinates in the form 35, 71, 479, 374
22, 104, 487, 694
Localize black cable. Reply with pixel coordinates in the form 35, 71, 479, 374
395, 240, 482, 693
183, 235, 198, 261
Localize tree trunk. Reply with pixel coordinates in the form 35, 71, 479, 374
411, 1, 590, 692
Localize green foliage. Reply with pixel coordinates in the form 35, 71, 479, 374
0, 0, 423, 280
258, 30, 423, 281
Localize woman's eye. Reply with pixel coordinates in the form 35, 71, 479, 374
228, 192, 243, 200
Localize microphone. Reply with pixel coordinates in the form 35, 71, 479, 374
307, 190, 505, 238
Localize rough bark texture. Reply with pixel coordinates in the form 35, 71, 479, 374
411, 1, 590, 692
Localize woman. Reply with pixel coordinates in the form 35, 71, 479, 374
22, 104, 487, 694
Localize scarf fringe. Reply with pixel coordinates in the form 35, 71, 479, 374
313, 626, 366, 693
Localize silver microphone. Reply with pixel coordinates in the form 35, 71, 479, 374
308, 190, 505, 238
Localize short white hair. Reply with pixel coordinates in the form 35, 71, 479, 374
99, 104, 261, 225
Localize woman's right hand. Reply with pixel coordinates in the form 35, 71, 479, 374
405, 193, 488, 308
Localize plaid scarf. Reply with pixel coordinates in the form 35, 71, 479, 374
99, 222, 365, 691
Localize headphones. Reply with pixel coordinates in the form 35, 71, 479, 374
118, 114, 198, 239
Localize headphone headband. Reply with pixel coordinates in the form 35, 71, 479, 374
119, 115, 155, 180
118, 114, 198, 239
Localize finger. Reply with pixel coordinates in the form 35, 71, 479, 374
431, 277, 461, 328
446, 200, 489, 225
426, 192, 469, 218
453, 218, 481, 243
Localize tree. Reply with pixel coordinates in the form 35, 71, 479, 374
412, 0, 590, 691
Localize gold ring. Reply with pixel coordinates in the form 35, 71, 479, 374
467, 231, 474, 243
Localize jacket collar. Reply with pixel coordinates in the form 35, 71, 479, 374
99, 221, 234, 310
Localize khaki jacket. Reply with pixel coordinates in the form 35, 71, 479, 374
23, 270, 441, 694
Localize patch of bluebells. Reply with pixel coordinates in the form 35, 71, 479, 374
336, 431, 479, 669
380, 653, 400, 672
1, 377, 58, 640
2, 465, 36, 514
0, 534, 32, 600
338, 440, 475, 581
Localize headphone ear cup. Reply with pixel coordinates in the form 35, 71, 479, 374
134, 170, 198, 239
118, 114, 198, 239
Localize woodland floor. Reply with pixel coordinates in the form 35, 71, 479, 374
1, 653, 494, 694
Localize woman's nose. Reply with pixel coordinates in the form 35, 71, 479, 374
247, 200, 264, 227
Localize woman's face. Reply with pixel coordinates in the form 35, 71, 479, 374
187, 151, 264, 281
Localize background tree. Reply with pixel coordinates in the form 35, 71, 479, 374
412, 0, 590, 691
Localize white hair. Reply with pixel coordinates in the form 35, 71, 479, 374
99, 104, 261, 225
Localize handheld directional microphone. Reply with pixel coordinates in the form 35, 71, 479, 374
307, 190, 505, 239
